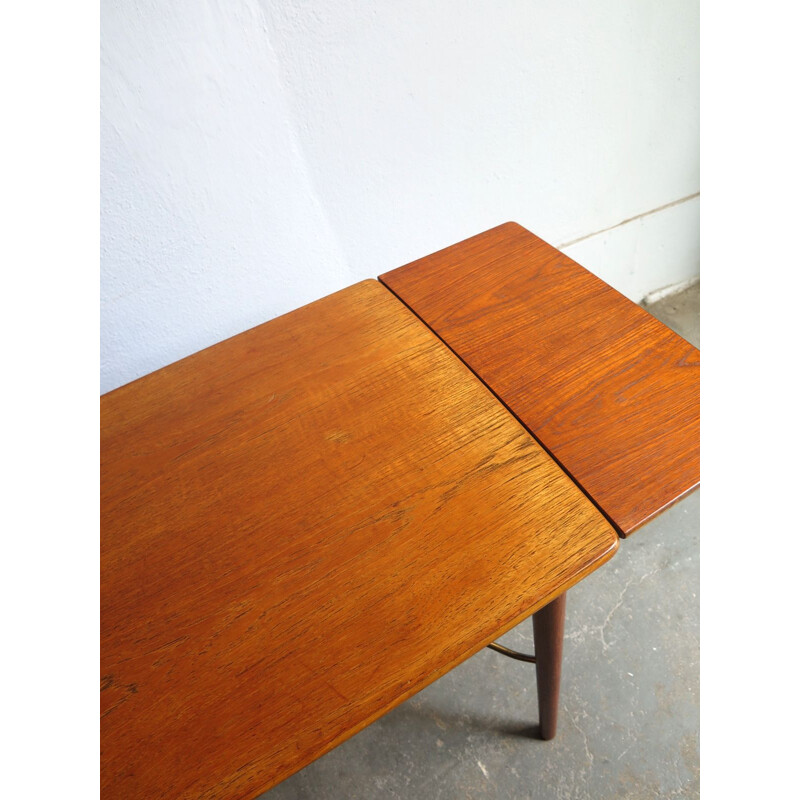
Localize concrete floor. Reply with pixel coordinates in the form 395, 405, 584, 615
263, 284, 700, 800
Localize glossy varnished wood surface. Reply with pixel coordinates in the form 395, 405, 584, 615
380, 223, 700, 535
101, 280, 618, 800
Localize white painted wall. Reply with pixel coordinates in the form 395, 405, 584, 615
101, 0, 699, 393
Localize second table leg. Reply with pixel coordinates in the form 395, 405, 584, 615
533, 592, 567, 740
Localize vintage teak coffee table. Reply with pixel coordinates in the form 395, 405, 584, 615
102, 224, 699, 798
101, 280, 619, 800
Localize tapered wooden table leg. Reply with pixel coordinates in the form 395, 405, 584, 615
533, 592, 567, 740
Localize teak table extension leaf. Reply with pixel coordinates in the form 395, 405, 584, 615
381, 223, 700, 536
101, 280, 618, 800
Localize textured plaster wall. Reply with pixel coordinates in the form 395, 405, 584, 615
101, 0, 699, 393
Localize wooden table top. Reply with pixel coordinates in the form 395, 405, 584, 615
380, 223, 700, 535
101, 279, 617, 800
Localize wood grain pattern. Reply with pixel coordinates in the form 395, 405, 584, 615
380, 223, 700, 535
101, 279, 618, 800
